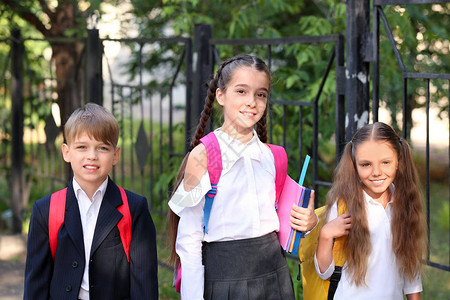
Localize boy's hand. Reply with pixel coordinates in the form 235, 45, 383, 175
320, 212, 352, 240
289, 190, 318, 232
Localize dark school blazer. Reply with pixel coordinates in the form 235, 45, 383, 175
24, 177, 158, 300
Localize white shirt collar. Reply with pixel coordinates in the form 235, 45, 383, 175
214, 128, 263, 161
363, 184, 395, 207
72, 177, 109, 202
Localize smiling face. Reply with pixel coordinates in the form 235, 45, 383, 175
62, 132, 121, 194
216, 66, 270, 141
354, 139, 398, 204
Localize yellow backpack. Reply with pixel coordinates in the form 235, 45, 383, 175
299, 200, 347, 300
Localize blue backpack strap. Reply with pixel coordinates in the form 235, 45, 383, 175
199, 132, 223, 234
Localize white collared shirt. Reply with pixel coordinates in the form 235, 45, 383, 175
169, 128, 279, 299
72, 178, 108, 300
314, 187, 422, 299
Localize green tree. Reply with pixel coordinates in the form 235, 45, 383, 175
379, 4, 450, 135
0, 0, 103, 125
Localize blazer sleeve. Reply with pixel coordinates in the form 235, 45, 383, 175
24, 197, 53, 300
128, 193, 159, 300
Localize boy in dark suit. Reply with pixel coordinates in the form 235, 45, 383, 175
24, 103, 158, 300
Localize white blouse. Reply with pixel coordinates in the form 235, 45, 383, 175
314, 187, 422, 299
169, 129, 280, 299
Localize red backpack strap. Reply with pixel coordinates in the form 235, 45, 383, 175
49, 188, 67, 260
117, 186, 132, 262
267, 144, 288, 206
199, 132, 223, 234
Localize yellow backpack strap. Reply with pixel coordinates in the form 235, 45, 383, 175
332, 199, 347, 266
328, 199, 348, 300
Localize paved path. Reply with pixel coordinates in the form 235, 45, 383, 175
0, 260, 24, 300
0, 234, 26, 300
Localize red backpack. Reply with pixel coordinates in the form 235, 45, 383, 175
48, 186, 132, 262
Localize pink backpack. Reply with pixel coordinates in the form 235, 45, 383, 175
175, 132, 288, 292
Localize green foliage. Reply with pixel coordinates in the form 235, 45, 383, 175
378, 4, 450, 133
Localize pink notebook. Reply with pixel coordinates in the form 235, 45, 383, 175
277, 176, 306, 251
276, 154, 311, 253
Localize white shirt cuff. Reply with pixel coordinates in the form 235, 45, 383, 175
180, 261, 204, 300
403, 274, 422, 295
314, 252, 335, 280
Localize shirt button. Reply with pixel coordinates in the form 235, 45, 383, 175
90, 259, 93, 263
72, 261, 78, 268
65, 285, 72, 292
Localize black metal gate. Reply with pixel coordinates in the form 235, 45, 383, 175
1, 1, 449, 276
372, 0, 450, 272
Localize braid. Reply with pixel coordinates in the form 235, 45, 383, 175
256, 108, 268, 143
190, 79, 217, 148
190, 56, 244, 148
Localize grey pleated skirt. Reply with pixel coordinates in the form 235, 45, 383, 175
203, 232, 295, 300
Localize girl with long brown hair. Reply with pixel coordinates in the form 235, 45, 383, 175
168, 54, 317, 299
315, 122, 426, 299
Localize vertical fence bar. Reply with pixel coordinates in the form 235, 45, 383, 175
111, 84, 116, 181
120, 87, 125, 187
185, 39, 193, 153
129, 88, 134, 190
191, 24, 212, 140
159, 92, 164, 210
402, 78, 408, 139
345, 0, 370, 140
372, 5, 380, 122
87, 29, 103, 105
426, 79, 431, 260
335, 34, 346, 161
298, 107, 303, 175
313, 82, 319, 208
10, 29, 24, 233
149, 92, 154, 206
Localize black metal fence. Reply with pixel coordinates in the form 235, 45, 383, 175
102, 36, 192, 215
373, 0, 450, 272
0, 1, 449, 274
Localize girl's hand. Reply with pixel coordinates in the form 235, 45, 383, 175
320, 213, 352, 240
289, 190, 318, 232
316, 212, 352, 273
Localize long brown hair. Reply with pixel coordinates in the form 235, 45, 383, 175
325, 122, 426, 285
168, 54, 271, 266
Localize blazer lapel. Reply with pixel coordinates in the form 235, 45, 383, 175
64, 182, 85, 258
90, 178, 123, 257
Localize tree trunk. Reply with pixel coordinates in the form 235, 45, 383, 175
51, 42, 83, 128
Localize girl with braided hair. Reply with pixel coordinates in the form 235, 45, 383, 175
168, 54, 317, 299
315, 122, 426, 299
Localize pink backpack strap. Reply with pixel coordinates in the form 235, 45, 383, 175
199, 132, 222, 234
49, 188, 67, 260
174, 263, 182, 293
267, 144, 288, 206
117, 186, 132, 262
200, 132, 223, 185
